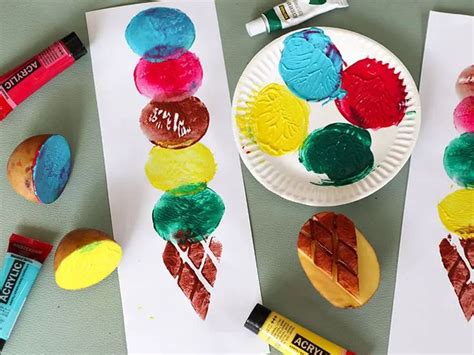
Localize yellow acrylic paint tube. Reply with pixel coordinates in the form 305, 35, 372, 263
245, 304, 355, 355
246, 0, 349, 37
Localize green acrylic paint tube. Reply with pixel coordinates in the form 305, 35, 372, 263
0, 234, 52, 351
246, 0, 349, 37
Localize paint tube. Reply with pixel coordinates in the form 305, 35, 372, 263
245, 304, 356, 355
0, 234, 53, 351
0, 32, 87, 121
246, 0, 348, 37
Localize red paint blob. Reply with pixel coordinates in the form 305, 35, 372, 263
140, 97, 209, 149
134, 51, 203, 101
335, 58, 408, 130
454, 96, 474, 133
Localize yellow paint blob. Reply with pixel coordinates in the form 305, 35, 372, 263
55, 240, 122, 290
237, 83, 310, 156
438, 189, 474, 239
145, 143, 216, 191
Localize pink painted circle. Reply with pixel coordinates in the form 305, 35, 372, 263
454, 96, 474, 133
456, 65, 474, 99
134, 51, 203, 102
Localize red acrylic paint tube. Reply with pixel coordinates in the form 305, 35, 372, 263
0, 32, 87, 121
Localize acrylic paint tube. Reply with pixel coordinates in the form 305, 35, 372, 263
0, 32, 87, 121
0, 234, 53, 351
246, 0, 348, 37
245, 304, 356, 355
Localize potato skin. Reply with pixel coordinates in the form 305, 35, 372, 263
7, 135, 50, 203
54, 228, 113, 272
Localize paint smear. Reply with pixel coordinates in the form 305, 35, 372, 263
163, 237, 222, 319
443, 133, 474, 188
299, 123, 374, 186
153, 187, 225, 243
134, 51, 203, 102
453, 96, 474, 133
335, 58, 408, 129
279, 28, 345, 102
140, 97, 209, 149
32, 135, 72, 204
145, 143, 216, 192
439, 235, 474, 321
237, 83, 309, 156
438, 189, 474, 240
456, 65, 474, 99
125, 7, 195, 62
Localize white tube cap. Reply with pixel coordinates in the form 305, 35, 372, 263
246, 17, 267, 37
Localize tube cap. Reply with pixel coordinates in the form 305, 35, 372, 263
244, 303, 271, 335
0, 338, 5, 351
246, 17, 267, 37
61, 32, 87, 61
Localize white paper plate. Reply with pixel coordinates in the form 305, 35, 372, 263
231, 27, 421, 206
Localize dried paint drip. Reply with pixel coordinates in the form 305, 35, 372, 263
439, 236, 473, 321
279, 28, 345, 102
453, 96, 474, 133
163, 237, 222, 319
140, 97, 209, 148
336, 58, 408, 129
134, 52, 203, 102
443, 133, 474, 188
152, 187, 225, 244
125, 7, 195, 62
456, 65, 474, 99
299, 123, 374, 186
237, 83, 309, 156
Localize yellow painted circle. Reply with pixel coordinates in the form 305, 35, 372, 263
237, 83, 310, 156
55, 240, 122, 290
145, 143, 217, 191
438, 189, 474, 239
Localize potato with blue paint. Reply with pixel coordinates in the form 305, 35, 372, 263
7, 134, 72, 204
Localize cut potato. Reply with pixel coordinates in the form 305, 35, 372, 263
297, 212, 380, 308
54, 229, 122, 290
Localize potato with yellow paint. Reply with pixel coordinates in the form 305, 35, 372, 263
145, 143, 216, 192
237, 83, 309, 156
438, 189, 474, 239
54, 229, 122, 290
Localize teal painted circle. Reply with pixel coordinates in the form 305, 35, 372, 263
152, 186, 225, 243
299, 123, 374, 186
33, 135, 72, 204
443, 132, 474, 188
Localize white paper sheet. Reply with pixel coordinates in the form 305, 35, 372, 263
86, 1, 267, 353
389, 11, 473, 354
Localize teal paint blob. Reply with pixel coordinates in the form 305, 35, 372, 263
125, 7, 195, 62
152, 186, 225, 243
443, 132, 474, 188
279, 28, 345, 102
32, 135, 72, 204
299, 123, 374, 186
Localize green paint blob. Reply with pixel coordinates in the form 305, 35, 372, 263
152, 186, 225, 243
79, 242, 101, 254
299, 123, 374, 186
443, 132, 474, 188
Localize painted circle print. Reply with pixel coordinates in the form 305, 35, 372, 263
125, 7, 195, 62
134, 51, 203, 102
152, 187, 225, 243
456, 65, 474, 99
335, 58, 408, 130
299, 123, 374, 186
140, 97, 210, 148
279, 28, 345, 102
443, 133, 474, 188
453, 96, 474, 133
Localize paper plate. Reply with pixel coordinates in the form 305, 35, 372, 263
231, 27, 421, 206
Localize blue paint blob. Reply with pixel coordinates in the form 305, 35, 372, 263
32, 135, 72, 204
125, 7, 195, 62
279, 28, 346, 102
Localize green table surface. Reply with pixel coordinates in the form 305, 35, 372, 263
0, 0, 472, 354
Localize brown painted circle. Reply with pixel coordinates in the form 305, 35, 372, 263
140, 97, 210, 149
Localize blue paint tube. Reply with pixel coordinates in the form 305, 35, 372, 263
0, 234, 52, 351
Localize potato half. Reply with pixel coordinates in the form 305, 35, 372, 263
54, 229, 122, 290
